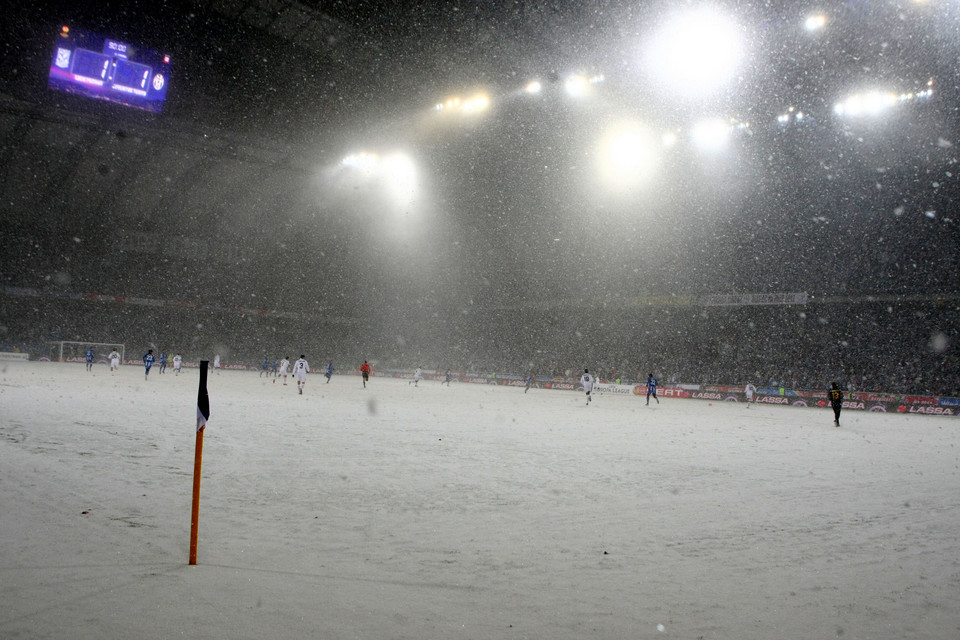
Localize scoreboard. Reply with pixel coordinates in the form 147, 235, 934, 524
48, 26, 171, 114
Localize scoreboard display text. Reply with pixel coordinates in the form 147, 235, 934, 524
48, 26, 170, 114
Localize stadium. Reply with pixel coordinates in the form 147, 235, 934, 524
1, 0, 958, 396
1, 1, 959, 638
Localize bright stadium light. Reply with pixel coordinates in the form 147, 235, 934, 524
597, 121, 660, 191
341, 151, 380, 179
833, 90, 898, 117
777, 105, 805, 125
341, 152, 378, 169
564, 74, 590, 97
804, 14, 827, 31
691, 118, 732, 151
462, 94, 490, 113
834, 80, 934, 118
381, 152, 418, 208
434, 93, 489, 115
336, 150, 420, 212
643, 6, 745, 99
525, 80, 542, 94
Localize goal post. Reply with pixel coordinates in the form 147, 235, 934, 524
50, 341, 125, 363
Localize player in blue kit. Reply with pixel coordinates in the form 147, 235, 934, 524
85, 348, 94, 372
325, 361, 333, 383
646, 373, 659, 405
143, 350, 156, 381
159, 350, 167, 374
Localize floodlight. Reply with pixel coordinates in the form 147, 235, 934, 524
804, 14, 826, 31
564, 74, 590, 97
462, 94, 490, 113
597, 122, 659, 191
778, 108, 804, 124
691, 118, 732, 151
833, 91, 897, 117
435, 93, 489, 115
525, 80, 542, 94
643, 7, 745, 99
337, 151, 419, 211
342, 152, 379, 171
381, 153, 418, 208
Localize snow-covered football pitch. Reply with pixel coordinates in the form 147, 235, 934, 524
1, 361, 958, 639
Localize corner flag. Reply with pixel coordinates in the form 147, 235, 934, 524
197, 360, 210, 430
190, 360, 210, 565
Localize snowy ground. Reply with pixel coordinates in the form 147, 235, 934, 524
1, 362, 958, 640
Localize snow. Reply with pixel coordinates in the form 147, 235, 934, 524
2, 362, 959, 639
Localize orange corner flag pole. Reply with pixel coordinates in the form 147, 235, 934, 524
190, 360, 210, 565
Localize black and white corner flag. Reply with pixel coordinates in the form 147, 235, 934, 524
197, 360, 210, 431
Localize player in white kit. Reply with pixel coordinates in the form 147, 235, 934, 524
173, 353, 183, 375
277, 356, 290, 385
580, 369, 594, 405
108, 349, 120, 372
293, 355, 309, 394
409, 366, 422, 387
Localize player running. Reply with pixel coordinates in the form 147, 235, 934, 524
360, 361, 371, 388
277, 356, 290, 385
159, 351, 168, 375
173, 353, 182, 375
646, 373, 659, 405
409, 366, 422, 387
524, 374, 534, 393
109, 349, 121, 372
581, 368, 594, 405
745, 382, 757, 406
85, 348, 94, 372
442, 369, 452, 386
325, 361, 334, 384
293, 355, 310, 395
143, 350, 155, 381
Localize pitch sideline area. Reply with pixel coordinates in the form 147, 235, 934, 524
1, 361, 958, 639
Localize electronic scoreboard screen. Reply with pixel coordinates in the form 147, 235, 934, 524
48, 25, 171, 113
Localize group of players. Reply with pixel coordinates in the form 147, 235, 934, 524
256, 356, 374, 395
139, 349, 186, 380
96, 346, 846, 425
579, 369, 845, 426
579, 369, 661, 407
84, 347, 185, 380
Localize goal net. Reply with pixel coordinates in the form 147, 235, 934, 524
50, 341, 125, 364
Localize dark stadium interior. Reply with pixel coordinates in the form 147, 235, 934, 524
0, 1, 958, 394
